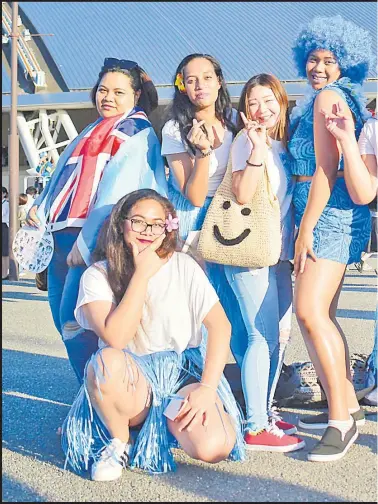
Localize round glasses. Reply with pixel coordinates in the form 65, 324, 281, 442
126, 218, 166, 236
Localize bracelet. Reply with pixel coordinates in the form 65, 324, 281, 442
246, 160, 263, 167
197, 147, 213, 158
200, 382, 218, 392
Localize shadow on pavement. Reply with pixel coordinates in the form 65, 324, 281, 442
2, 349, 79, 469
2, 291, 48, 302
159, 461, 349, 502
2, 475, 47, 502
336, 309, 375, 320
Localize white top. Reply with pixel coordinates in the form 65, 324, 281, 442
161, 111, 237, 197
2, 199, 9, 226
358, 118, 377, 157
231, 131, 294, 260
75, 251, 219, 356
24, 194, 35, 213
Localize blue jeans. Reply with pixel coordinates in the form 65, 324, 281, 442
224, 260, 293, 430
48, 228, 98, 383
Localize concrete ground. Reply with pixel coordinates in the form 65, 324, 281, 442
2, 263, 377, 502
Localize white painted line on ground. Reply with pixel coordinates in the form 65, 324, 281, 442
3, 390, 71, 407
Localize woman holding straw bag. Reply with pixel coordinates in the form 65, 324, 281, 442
223, 74, 303, 452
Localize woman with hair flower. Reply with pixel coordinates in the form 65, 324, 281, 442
288, 15, 374, 462
25, 58, 168, 383
161, 53, 246, 361
61, 189, 245, 481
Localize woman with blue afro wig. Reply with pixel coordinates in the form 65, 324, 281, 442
288, 15, 374, 463
292, 15, 374, 84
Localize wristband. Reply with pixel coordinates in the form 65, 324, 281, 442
246, 160, 263, 167
197, 147, 213, 158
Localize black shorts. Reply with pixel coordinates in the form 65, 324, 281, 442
2, 223, 9, 257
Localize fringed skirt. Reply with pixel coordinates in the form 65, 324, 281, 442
168, 184, 248, 365
61, 345, 245, 475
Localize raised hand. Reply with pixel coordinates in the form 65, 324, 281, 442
187, 118, 214, 153
321, 101, 355, 142
240, 111, 267, 150
131, 233, 167, 280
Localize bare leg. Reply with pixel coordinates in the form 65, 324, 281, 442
329, 276, 360, 411
294, 258, 350, 421
167, 383, 237, 464
2, 256, 9, 279
86, 347, 151, 443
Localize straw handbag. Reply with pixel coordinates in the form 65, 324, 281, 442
197, 141, 281, 268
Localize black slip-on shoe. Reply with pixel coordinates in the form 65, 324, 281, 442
298, 408, 365, 430
307, 420, 358, 462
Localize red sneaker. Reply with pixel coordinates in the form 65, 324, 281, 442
244, 424, 305, 452
268, 407, 297, 435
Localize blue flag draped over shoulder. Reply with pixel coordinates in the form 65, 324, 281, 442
35, 107, 168, 265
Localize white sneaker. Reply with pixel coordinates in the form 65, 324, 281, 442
91, 438, 131, 482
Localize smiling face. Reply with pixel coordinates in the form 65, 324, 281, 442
183, 57, 221, 109
123, 199, 167, 253
306, 49, 341, 90
247, 85, 281, 130
96, 71, 140, 118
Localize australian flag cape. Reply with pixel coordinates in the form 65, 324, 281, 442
34, 107, 168, 265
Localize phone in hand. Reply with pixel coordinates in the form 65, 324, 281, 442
163, 396, 186, 421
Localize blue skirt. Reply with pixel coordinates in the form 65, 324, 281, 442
293, 179, 371, 265
61, 346, 245, 475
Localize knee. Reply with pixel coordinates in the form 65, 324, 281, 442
279, 329, 291, 346
61, 319, 85, 341
190, 437, 231, 464
87, 347, 128, 393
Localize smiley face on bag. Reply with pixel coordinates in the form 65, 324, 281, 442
213, 199, 252, 246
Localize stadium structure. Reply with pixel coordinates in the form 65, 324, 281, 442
2, 2, 377, 191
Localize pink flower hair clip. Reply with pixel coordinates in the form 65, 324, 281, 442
165, 214, 179, 232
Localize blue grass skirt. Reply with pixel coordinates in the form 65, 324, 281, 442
293, 179, 371, 265
61, 345, 245, 475
168, 184, 248, 365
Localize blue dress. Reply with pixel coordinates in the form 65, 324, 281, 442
288, 78, 371, 264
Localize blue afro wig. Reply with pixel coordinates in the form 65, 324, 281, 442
292, 15, 375, 83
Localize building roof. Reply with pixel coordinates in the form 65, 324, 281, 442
16, 1, 377, 92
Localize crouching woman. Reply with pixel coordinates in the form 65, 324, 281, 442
61, 189, 245, 481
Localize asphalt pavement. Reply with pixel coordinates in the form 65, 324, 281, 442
2, 263, 377, 502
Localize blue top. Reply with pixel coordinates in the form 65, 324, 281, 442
288, 77, 371, 176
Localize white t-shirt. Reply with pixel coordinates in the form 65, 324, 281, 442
358, 118, 378, 217
161, 111, 237, 197
231, 131, 294, 260
2, 199, 9, 226
75, 252, 219, 356
358, 118, 377, 157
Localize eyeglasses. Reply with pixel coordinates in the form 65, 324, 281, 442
126, 218, 166, 235
102, 58, 138, 72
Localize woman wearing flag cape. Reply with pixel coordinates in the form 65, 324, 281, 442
26, 58, 168, 382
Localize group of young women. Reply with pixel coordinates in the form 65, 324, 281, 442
25, 15, 376, 480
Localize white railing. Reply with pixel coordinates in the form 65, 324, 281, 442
2, 7, 46, 89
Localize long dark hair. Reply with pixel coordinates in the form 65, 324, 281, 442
92, 189, 179, 305
164, 53, 236, 154
237, 74, 289, 150
90, 64, 158, 116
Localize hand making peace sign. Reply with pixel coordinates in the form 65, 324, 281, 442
240, 111, 267, 150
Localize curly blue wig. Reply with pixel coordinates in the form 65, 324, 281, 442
292, 15, 375, 84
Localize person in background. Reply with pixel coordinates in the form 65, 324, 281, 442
25, 186, 38, 213
321, 102, 377, 406
223, 74, 303, 452
25, 57, 168, 383
2, 186, 9, 280
18, 193, 28, 228
62, 189, 245, 481
288, 15, 374, 462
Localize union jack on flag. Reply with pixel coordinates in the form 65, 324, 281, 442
46, 108, 150, 232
